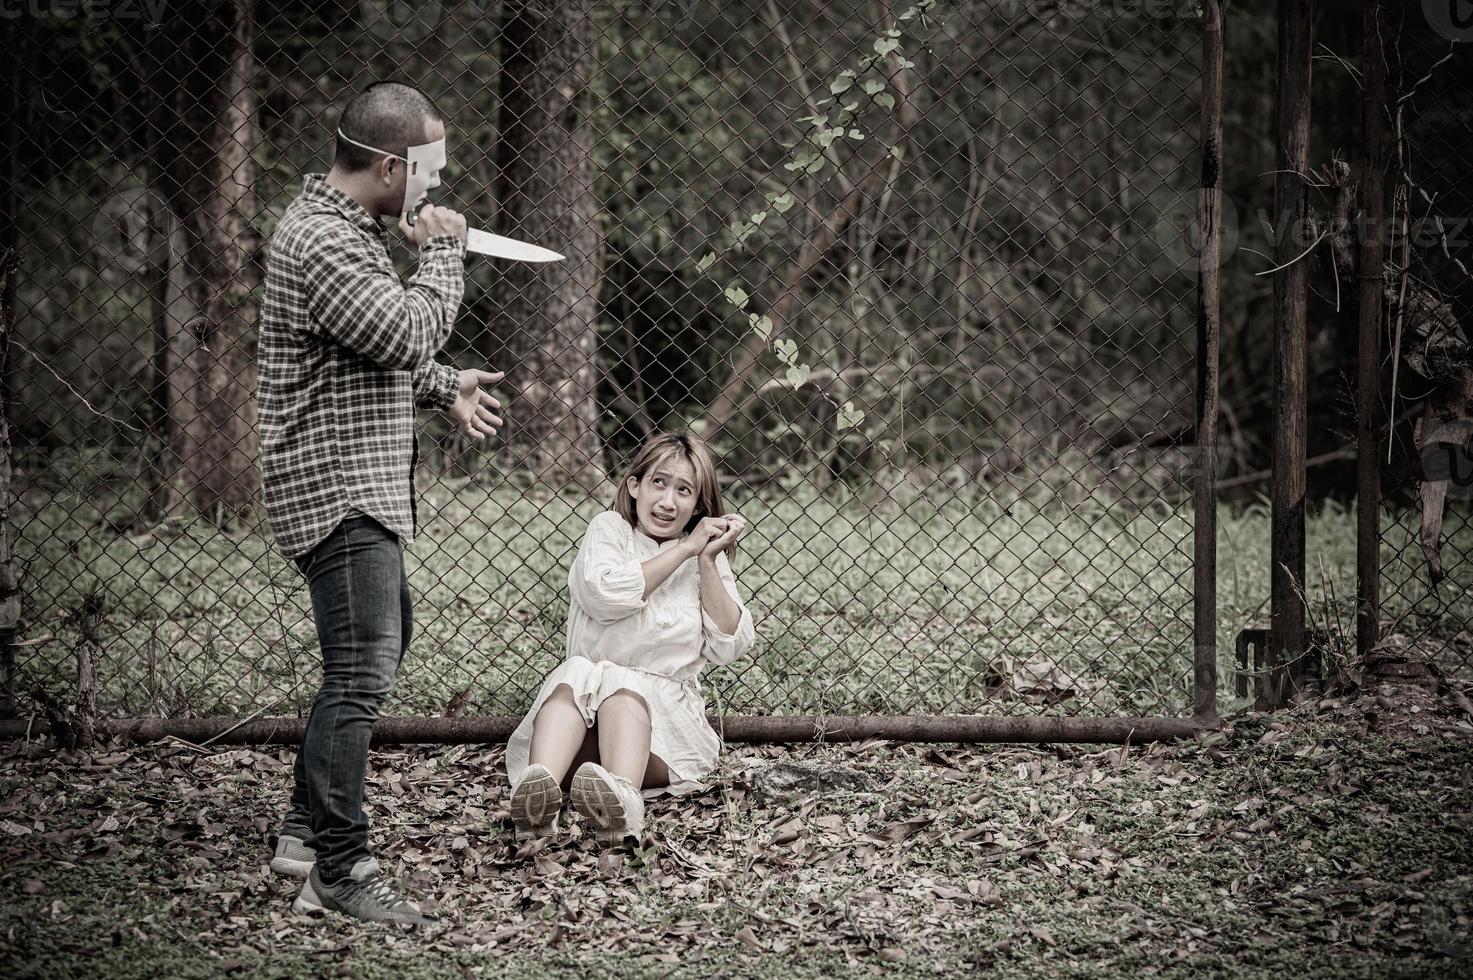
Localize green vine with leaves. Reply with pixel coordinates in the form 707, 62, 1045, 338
696, 0, 937, 434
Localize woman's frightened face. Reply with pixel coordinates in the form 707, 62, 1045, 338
628, 454, 700, 541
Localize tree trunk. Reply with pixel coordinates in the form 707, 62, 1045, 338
156, 0, 262, 522
494, 0, 608, 493
0, 16, 24, 716
142, 19, 175, 522
0, 246, 18, 718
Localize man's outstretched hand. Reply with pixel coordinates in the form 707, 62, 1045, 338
449, 368, 504, 440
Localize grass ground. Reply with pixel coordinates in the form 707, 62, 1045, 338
2, 678, 1471, 978
12, 481, 1473, 723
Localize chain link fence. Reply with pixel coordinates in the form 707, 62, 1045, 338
2, 0, 1223, 732
1367, 4, 1473, 680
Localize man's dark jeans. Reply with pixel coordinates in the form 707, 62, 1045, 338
280, 515, 411, 882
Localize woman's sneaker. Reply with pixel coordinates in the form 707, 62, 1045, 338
569, 762, 645, 844
292, 857, 434, 927
269, 831, 315, 878
509, 763, 563, 841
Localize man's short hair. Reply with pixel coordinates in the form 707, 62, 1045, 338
333, 81, 443, 173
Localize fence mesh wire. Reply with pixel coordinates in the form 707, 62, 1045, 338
3, 0, 1216, 724
1371, 7, 1473, 679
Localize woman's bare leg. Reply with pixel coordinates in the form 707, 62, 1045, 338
560, 729, 601, 793
595, 689, 654, 788
559, 724, 672, 793
527, 684, 588, 784
641, 752, 670, 791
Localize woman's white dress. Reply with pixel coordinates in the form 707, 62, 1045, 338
505, 510, 756, 799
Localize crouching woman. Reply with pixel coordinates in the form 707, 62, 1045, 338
503, 431, 755, 843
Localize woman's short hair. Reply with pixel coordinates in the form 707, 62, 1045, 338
614, 431, 726, 539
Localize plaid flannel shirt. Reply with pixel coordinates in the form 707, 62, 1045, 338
256, 174, 465, 559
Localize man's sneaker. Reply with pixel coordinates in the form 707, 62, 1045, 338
509, 763, 563, 841
269, 831, 315, 878
292, 857, 434, 927
569, 761, 645, 844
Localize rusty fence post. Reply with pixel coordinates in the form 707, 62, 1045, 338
1355, 0, 1386, 662
1194, 0, 1223, 723
1267, 0, 1313, 710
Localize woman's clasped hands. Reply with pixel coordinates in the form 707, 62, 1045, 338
683, 514, 746, 560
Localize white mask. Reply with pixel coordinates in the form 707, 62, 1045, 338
333, 126, 563, 263
335, 127, 446, 223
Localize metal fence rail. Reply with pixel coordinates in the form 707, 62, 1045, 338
6, 0, 1222, 739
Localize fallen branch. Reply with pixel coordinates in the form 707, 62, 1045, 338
1217, 445, 1359, 490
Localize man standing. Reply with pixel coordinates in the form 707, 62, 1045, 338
256, 81, 502, 926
